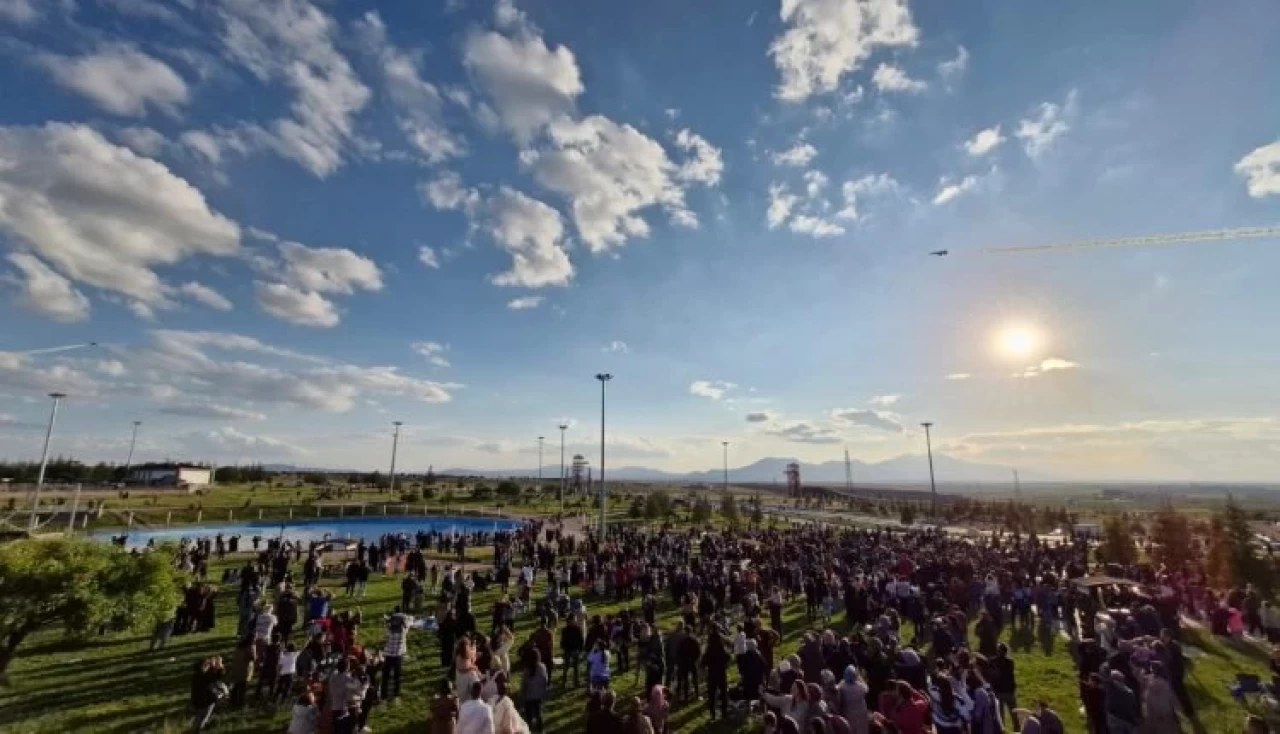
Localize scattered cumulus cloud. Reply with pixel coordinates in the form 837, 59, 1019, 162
770, 0, 919, 102
38, 45, 190, 117
773, 142, 818, 167
486, 187, 574, 288
937, 45, 968, 79
932, 175, 979, 205
160, 403, 268, 421
830, 407, 904, 432
789, 215, 845, 238
689, 380, 736, 400
767, 184, 800, 228
418, 246, 441, 269
836, 173, 900, 220
255, 282, 340, 327
1016, 90, 1077, 159
412, 341, 450, 367
964, 126, 1004, 157
1015, 357, 1079, 378
745, 411, 775, 423
4, 252, 91, 323
1235, 141, 1280, 198
178, 282, 233, 311
871, 63, 926, 94
507, 295, 544, 310
868, 394, 900, 406
603, 341, 629, 353
673, 129, 724, 186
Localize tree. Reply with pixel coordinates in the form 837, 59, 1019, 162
425, 466, 436, 486
691, 498, 713, 525
720, 493, 739, 525
0, 537, 181, 676
1096, 515, 1137, 567
495, 480, 521, 499
471, 485, 492, 502
644, 490, 672, 521
899, 504, 916, 526
1221, 495, 1272, 593
629, 495, 646, 519
1151, 502, 1194, 570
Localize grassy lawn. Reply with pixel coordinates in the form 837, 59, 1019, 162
0, 525, 1271, 733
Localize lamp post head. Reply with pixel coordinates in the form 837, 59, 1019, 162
595, 372, 612, 382
133, 420, 142, 426
393, 421, 403, 427
49, 392, 67, 399
538, 436, 545, 441
558, 424, 568, 431
920, 421, 933, 429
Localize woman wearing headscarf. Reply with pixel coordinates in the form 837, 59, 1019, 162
763, 680, 812, 732
625, 697, 655, 734
836, 665, 870, 734
1140, 661, 1181, 734
644, 685, 670, 734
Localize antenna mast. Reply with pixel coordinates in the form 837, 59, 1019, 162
844, 448, 853, 492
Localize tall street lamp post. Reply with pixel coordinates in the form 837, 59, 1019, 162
595, 373, 612, 540
389, 421, 403, 494
123, 420, 142, 476
722, 441, 729, 492
558, 424, 568, 515
31, 392, 67, 532
921, 421, 937, 519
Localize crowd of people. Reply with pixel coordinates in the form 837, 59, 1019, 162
170, 512, 1265, 734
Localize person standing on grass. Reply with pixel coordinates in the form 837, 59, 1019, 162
382, 606, 412, 702
490, 672, 531, 734
275, 642, 299, 703
227, 635, 256, 708
702, 631, 731, 722
520, 649, 549, 733
431, 678, 461, 734
561, 614, 585, 688
992, 643, 1017, 725
458, 680, 495, 734
190, 656, 225, 732
288, 691, 319, 734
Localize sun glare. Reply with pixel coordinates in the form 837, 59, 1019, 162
995, 324, 1043, 360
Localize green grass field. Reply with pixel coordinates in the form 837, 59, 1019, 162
1, 533, 1273, 734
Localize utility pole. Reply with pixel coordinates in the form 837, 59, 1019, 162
558, 424, 568, 515
388, 421, 403, 493
722, 441, 729, 493
595, 373, 612, 540
1013, 469, 1022, 501
844, 447, 854, 493
537, 436, 544, 484
921, 421, 937, 519
31, 392, 66, 532
124, 420, 142, 476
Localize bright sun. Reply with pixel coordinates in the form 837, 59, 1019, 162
995, 324, 1042, 360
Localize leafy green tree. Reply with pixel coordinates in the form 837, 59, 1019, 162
0, 537, 181, 676
720, 493, 739, 525
1151, 502, 1194, 570
496, 480, 521, 499
629, 495, 646, 519
691, 498, 713, 525
644, 490, 672, 521
899, 504, 916, 526
1096, 515, 1137, 566
1221, 495, 1271, 593
471, 485, 493, 501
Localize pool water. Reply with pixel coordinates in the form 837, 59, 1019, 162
97, 515, 521, 548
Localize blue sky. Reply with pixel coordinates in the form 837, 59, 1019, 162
1, 0, 1279, 481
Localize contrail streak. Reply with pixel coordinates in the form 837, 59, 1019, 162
979, 226, 1280, 254
15, 342, 98, 356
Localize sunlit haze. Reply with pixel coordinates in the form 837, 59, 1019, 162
1, 0, 1279, 483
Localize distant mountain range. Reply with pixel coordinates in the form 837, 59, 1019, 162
430, 453, 1034, 486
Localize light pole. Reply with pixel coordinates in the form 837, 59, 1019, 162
558, 424, 568, 515
123, 421, 142, 476
722, 441, 729, 493
921, 421, 937, 519
537, 436, 544, 484
30, 392, 66, 532
595, 373, 612, 540
388, 421, 403, 493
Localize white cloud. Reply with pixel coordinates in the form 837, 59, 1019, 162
0, 0, 38, 23
507, 295, 544, 310
214, 0, 371, 176
418, 246, 441, 269
944, 372, 971, 381
764, 420, 842, 444
767, 183, 800, 228
178, 282, 233, 311
461, 17, 583, 144
523, 115, 699, 252
412, 341, 450, 367
830, 407, 904, 432
419, 171, 481, 213
868, 394, 900, 406
1016, 91, 1077, 159
745, 411, 775, 423
789, 215, 845, 238
770, 0, 918, 102
803, 170, 829, 197
772, 142, 818, 167
354, 11, 464, 164
871, 63, 926, 94
96, 360, 127, 377
117, 126, 168, 156
160, 403, 267, 421
1015, 357, 1079, 378
486, 188, 574, 288
276, 242, 383, 295
964, 125, 1004, 157
673, 129, 724, 186
937, 45, 968, 79
1234, 141, 1280, 198
180, 130, 223, 165
255, 282, 340, 327
932, 175, 979, 205
0, 123, 240, 310
836, 172, 899, 220
689, 380, 736, 401
183, 426, 308, 457
603, 340, 628, 353
39, 45, 190, 117
5, 253, 91, 322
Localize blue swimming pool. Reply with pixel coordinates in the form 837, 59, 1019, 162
97, 515, 522, 548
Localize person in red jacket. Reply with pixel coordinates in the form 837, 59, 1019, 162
876, 680, 930, 734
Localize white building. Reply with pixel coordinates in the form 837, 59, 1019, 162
128, 465, 212, 491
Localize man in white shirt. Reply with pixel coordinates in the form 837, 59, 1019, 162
458, 680, 495, 734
